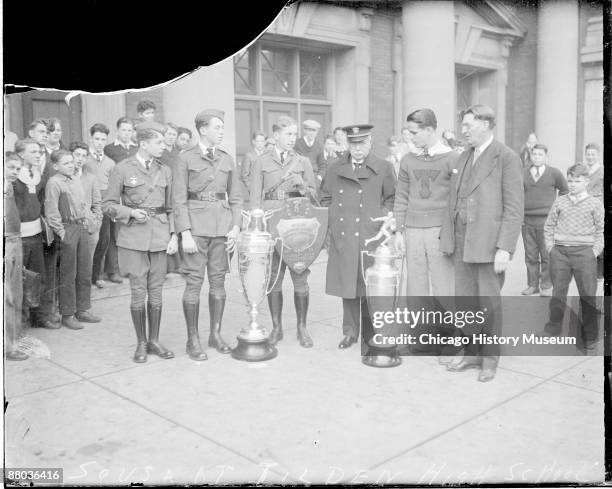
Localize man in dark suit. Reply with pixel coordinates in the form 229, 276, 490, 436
294, 119, 323, 169
439, 104, 523, 382
320, 124, 396, 348
314, 134, 338, 192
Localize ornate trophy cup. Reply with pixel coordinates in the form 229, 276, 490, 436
360, 212, 403, 368
231, 209, 282, 362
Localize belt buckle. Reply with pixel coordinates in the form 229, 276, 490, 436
278, 190, 285, 200
208, 191, 217, 201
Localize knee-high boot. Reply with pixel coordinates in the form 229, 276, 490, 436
146, 303, 174, 359
267, 291, 283, 345
130, 306, 147, 363
295, 292, 312, 348
208, 294, 231, 354
183, 302, 207, 361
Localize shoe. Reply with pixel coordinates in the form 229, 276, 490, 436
75, 310, 101, 323
131, 306, 147, 363
5, 350, 28, 361
540, 287, 552, 297
207, 294, 231, 354
108, 273, 123, 284
34, 319, 60, 329
338, 335, 357, 349
478, 367, 497, 382
521, 286, 539, 295
446, 357, 481, 372
94, 280, 105, 289
267, 292, 283, 346
61, 315, 84, 330
51, 310, 61, 323
438, 355, 455, 366
183, 302, 207, 361
295, 292, 313, 348
146, 303, 174, 359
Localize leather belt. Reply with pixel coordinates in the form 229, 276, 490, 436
64, 217, 88, 225
188, 191, 228, 202
264, 190, 301, 200
126, 205, 166, 216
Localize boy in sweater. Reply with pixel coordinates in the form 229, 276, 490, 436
4, 152, 29, 360
392, 108, 458, 297
521, 144, 568, 297
45, 150, 101, 330
13, 139, 57, 329
543, 164, 603, 349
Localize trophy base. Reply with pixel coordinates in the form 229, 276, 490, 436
231, 337, 278, 362
362, 347, 402, 368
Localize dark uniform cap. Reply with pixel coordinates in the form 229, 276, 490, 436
342, 124, 374, 143
135, 121, 167, 140
195, 109, 225, 127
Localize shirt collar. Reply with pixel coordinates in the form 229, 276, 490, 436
419, 140, 452, 157
135, 153, 152, 169
199, 141, 214, 157
475, 135, 494, 155
115, 139, 136, 148
568, 190, 589, 203
588, 163, 601, 175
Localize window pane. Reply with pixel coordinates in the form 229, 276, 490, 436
300, 51, 327, 98
261, 47, 294, 96
234, 48, 255, 94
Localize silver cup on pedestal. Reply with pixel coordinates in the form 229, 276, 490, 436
231, 209, 282, 362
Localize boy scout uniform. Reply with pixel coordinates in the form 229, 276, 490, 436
173, 109, 243, 358
102, 135, 175, 363
249, 147, 317, 347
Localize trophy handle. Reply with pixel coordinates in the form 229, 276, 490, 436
265, 237, 284, 296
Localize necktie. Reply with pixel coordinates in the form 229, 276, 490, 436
29, 168, 34, 179
145, 159, 151, 171
423, 148, 430, 158
472, 148, 480, 166
354, 160, 363, 171
206, 147, 214, 160
280, 152, 286, 164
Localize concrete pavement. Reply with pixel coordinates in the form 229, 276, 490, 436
4, 240, 605, 485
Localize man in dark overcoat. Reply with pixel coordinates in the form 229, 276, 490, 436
320, 124, 396, 348
439, 104, 523, 382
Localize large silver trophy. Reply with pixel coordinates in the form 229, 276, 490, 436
231, 208, 282, 362
360, 212, 403, 368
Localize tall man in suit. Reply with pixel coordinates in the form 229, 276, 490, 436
439, 104, 524, 382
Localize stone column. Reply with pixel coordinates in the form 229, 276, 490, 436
535, 0, 579, 170
401, 0, 455, 130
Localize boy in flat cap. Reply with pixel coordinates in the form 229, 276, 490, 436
295, 119, 323, 171
173, 109, 242, 360
102, 121, 178, 363
250, 115, 317, 348
320, 124, 396, 349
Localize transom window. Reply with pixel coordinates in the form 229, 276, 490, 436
234, 43, 330, 100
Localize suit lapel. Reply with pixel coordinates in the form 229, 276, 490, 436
466, 141, 500, 195
453, 149, 473, 205
337, 157, 359, 183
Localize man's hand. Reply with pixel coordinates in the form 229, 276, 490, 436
291, 173, 304, 187
130, 209, 148, 223
225, 225, 240, 253
494, 249, 510, 274
181, 230, 198, 254
393, 231, 405, 255
166, 234, 178, 255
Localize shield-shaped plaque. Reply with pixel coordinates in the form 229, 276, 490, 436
266, 197, 328, 273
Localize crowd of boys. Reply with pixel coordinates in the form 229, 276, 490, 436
4, 100, 604, 385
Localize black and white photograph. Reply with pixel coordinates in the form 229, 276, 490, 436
2, 0, 608, 485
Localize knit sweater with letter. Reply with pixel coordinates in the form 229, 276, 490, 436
393, 150, 458, 228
